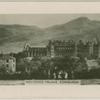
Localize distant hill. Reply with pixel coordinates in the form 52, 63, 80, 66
0, 24, 45, 53
45, 17, 100, 41
1, 17, 100, 53
0, 24, 45, 44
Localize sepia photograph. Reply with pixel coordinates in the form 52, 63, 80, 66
0, 14, 100, 85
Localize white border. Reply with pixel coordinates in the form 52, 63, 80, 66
0, 2, 100, 14
0, 85, 100, 98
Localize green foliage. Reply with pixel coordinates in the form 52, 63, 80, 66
14, 56, 88, 79
0, 65, 7, 75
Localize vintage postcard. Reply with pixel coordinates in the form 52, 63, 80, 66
0, 2, 99, 99
0, 14, 100, 85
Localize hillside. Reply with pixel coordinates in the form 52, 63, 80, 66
1, 17, 100, 53
45, 17, 100, 41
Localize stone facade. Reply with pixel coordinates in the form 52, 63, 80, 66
47, 40, 76, 57
24, 43, 47, 58
23, 39, 100, 59
0, 55, 16, 73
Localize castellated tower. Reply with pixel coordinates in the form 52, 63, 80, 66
89, 38, 100, 59
98, 43, 100, 58
24, 43, 30, 51
75, 40, 94, 58
95, 38, 100, 58
47, 40, 55, 58
89, 41, 94, 57
74, 41, 78, 57
23, 43, 30, 57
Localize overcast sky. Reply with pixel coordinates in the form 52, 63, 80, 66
0, 14, 100, 28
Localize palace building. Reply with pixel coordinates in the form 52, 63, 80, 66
24, 43, 48, 58
23, 39, 100, 59
47, 40, 76, 58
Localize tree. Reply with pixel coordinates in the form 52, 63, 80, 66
0, 65, 7, 75
40, 59, 55, 79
